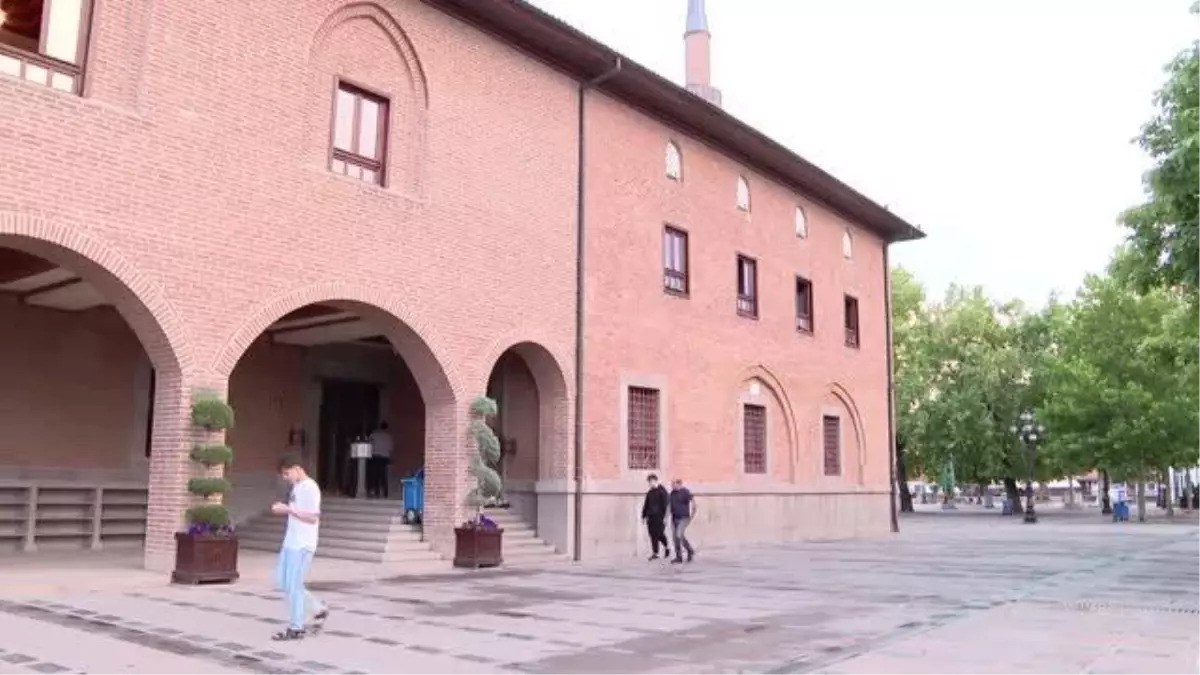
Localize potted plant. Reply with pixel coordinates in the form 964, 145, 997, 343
172, 393, 240, 584
453, 395, 504, 568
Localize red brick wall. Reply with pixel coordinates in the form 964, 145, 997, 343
0, 0, 579, 562
582, 93, 890, 489
0, 299, 145, 471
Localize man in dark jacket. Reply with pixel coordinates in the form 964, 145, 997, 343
641, 474, 670, 560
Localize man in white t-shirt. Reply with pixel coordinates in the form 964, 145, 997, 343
271, 456, 328, 641
368, 421, 394, 499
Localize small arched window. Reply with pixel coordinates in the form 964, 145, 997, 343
665, 141, 682, 180
842, 230, 854, 259
736, 176, 750, 211
795, 206, 808, 239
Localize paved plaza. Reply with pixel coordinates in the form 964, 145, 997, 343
0, 512, 1195, 674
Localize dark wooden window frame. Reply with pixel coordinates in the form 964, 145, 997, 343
627, 386, 660, 471
742, 403, 767, 474
736, 254, 758, 319
822, 414, 841, 476
328, 78, 390, 186
663, 225, 689, 296
0, 0, 95, 94
844, 294, 860, 348
796, 275, 814, 334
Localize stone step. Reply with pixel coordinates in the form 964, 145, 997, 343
501, 536, 553, 550
322, 499, 406, 514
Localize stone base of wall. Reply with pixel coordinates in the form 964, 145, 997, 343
576, 481, 891, 560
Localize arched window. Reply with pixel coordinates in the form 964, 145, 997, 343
795, 206, 808, 239
842, 230, 854, 259
736, 176, 750, 211
665, 141, 682, 180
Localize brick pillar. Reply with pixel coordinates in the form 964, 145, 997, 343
421, 397, 470, 558
143, 373, 223, 572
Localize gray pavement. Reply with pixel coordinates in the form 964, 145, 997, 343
0, 511, 1195, 674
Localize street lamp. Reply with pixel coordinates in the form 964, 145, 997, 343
1010, 409, 1046, 524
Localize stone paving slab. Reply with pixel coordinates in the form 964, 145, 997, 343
0, 514, 1195, 673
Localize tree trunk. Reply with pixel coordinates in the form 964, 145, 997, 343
1136, 480, 1147, 522
1003, 477, 1024, 514
1101, 470, 1112, 515
896, 438, 914, 513
1164, 468, 1174, 517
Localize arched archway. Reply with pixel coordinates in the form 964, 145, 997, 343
0, 219, 186, 567
821, 383, 867, 484
215, 289, 462, 556
732, 365, 799, 481
482, 340, 570, 552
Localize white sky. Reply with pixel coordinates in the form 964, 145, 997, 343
529, 0, 1196, 306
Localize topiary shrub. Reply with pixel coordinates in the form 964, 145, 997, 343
190, 444, 234, 467
463, 395, 502, 529
185, 392, 236, 537
187, 477, 231, 497
192, 396, 235, 431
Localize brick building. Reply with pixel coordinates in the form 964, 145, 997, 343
0, 0, 922, 571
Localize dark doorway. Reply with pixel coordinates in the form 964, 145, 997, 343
318, 379, 381, 496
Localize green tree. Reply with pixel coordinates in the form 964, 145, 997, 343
1120, 4, 1199, 299
1046, 257, 1199, 521
891, 266, 931, 512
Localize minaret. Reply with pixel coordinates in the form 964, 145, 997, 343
684, 0, 722, 107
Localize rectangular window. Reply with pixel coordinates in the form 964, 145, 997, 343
796, 276, 814, 333
844, 295, 859, 348
663, 226, 688, 295
736, 255, 757, 318
822, 415, 841, 476
0, 0, 91, 93
330, 81, 389, 186
743, 404, 766, 474
627, 387, 660, 470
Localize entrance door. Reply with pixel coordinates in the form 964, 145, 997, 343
318, 379, 382, 496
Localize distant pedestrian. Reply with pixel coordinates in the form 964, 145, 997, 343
368, 421, 394, 499
271, 456, 329, 641
641, 474, 670, 560
669, 478, 696, 564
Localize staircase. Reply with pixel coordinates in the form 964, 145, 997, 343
236, 497, 441, 566
484, 508, 567, 566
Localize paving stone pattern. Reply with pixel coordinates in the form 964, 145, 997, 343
0, 514, 1195, 673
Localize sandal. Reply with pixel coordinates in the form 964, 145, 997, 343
271, 628, 306, 641
308, 610, 329, 634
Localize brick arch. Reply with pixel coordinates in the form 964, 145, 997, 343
480, 336, 572, 482
733, 364, 799, 481
826, 382, 867, 484
0, 212, 191, 376
309, 1, 429, 109
211, 282, 460, 401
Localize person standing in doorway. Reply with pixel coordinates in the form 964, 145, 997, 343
641, 473, 670, 560
368, 421, 394, 499
271, 456, 329, 640
669, 478, 696, 564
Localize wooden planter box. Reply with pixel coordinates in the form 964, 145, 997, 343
453, 526, 504, 568
171, 532, 240, 584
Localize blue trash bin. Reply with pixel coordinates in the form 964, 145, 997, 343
1113, 501, 1130, 522
401, 469, 425, 524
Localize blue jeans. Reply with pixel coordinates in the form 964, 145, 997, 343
672, 517, 694, 559
276, 547, 322, 630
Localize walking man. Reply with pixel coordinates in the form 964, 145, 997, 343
368, 421, 394, 499
271, 456, 329, 640
641, 473, 670, 560
669, 478, 695, 564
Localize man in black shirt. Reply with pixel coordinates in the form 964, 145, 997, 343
669, 478, 696, 564
641, 474, 670, 560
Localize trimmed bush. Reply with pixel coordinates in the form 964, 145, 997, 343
188, 477, 231, 497
186, 504, 231, 528
190, 444, 234, 467
191, 397, 235, 430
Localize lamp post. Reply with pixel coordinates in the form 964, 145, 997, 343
1010, 409, 1045, 524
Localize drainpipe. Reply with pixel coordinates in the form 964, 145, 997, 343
574, 58, 623, 562
883, 243, 899, 533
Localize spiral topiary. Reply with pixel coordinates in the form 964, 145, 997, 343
466, 395, 502, 525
